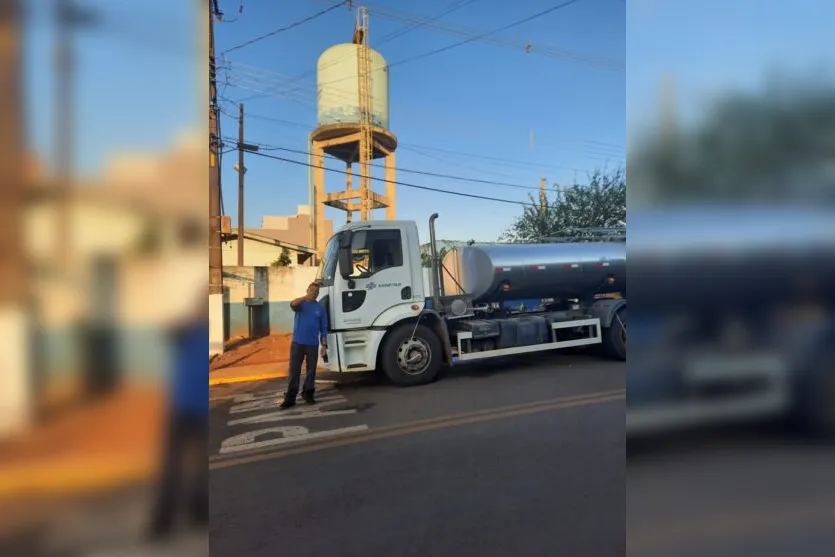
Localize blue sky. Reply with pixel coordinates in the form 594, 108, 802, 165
213, 0, 625, 241
627, 0, 835, 147
25, 0, 199, 177
24, 0, 831, 243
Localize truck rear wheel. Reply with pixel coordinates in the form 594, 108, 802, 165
381, 323, 443, 387
602, 308, 626, 360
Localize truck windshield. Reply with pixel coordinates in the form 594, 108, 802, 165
315, 234, 340, 286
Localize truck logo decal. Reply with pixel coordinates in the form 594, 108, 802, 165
366, 281, 402, 290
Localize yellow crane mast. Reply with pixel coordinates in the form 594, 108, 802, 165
353, 6, 373, 221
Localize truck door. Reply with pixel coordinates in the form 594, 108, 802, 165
334, 228, 412, 330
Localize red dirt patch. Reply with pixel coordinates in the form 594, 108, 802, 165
210, 334, 294, 370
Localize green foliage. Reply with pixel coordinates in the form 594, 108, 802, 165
502, 166, 626, 243
628, 83, 835, 205
421, 245, 449, 268
271, 247, 293, 267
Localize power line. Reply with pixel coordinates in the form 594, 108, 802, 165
255, 0, 481, 102
388, 0, 585, 69
377, 0, 480, 45
222, 0, 348, 54
216, 109, 623, 173
246, 149, 535, 206
220, 136, 546, 190
316, 0, 621, 72
217, 64, 626, 162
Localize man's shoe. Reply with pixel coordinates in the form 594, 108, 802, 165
279, 399, 296, 410
302, 392, 316, 405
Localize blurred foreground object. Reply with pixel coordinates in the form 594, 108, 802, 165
626, 12, 835, 548
0, 0, 32, 439
148, 293, 209, 541
627, 205, 835, 436
627, 75, 835, 437
0, 0, 208, 554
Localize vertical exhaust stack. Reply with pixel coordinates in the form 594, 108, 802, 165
428, 213, 442, 311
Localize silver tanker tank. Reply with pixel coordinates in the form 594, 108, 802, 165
628, 205, 835, 308
441, 242, 626, 304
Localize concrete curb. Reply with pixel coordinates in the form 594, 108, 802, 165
0, 457, 155, 499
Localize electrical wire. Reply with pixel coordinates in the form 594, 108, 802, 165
376, 0, 480, 45
216, 66, 626, 163
388, 0, 585, 69
222, 0, 349, 54
219, 136, 546, 190
217, 108, 623, 173
246, 150, 536, 206
258, 0, 482, 101
315, 0, 621, 72
216, 0, 245, 23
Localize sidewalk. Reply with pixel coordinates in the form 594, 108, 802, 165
0, 386, 163, 499
209, 362, 289, 386
209, 334, 327, 386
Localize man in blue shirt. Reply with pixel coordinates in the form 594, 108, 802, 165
148, 292, 209, 540
280, 282, 328, 409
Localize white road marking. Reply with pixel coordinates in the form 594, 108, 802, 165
219, 425, 369, 454
229, 394, 346, 414
228, 407, 357, 426
231, 385, 338, 404
232, 390, 284, 403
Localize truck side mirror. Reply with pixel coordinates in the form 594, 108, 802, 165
338, 247, 353, 278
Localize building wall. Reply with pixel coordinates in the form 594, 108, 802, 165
261, 205, 334, 247
223, 266, 319, 339
221, 237, 289, 267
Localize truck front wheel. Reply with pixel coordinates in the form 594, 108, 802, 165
381, 323, 443, 387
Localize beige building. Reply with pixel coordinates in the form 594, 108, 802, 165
221, 205, 334, 268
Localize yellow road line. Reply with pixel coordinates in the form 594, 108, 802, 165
210, 389, 624, 470
0, 457, 155, 499
209, 372, 287, 387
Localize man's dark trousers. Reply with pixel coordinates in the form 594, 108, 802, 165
286, 341, 318, 400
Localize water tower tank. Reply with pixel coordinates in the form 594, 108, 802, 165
317, 43, 390, 130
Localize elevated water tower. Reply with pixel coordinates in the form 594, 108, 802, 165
310, 7, 397, 257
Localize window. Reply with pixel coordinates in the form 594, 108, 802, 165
349, 229, 403, 278
316, 234, 340, 286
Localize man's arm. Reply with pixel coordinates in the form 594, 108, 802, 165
289, 296, 307, 312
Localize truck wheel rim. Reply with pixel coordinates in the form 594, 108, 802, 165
397, 338, 431, 375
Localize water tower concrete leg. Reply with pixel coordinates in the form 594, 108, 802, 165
313, 144, 326, 257
385, 152, 396, 219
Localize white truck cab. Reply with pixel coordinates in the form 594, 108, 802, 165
316, 219, 433, 379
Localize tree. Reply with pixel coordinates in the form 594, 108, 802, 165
421, 245, 448, 268
628, 82, 835, 206
501, 166, 626, 243
271, 247, 292, 267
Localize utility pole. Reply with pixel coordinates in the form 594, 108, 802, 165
0, 0, 33, 436
54, 0, 94, 271
54, 0, 73, 272
209, 0, 223, 294
237, 103, 245, 266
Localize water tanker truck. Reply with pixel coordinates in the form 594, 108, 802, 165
314, 213, 626, 386
627, 206, 835, 436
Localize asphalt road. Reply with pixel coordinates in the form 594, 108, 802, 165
627, 425, 835, 557
209, 352, 625, 557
